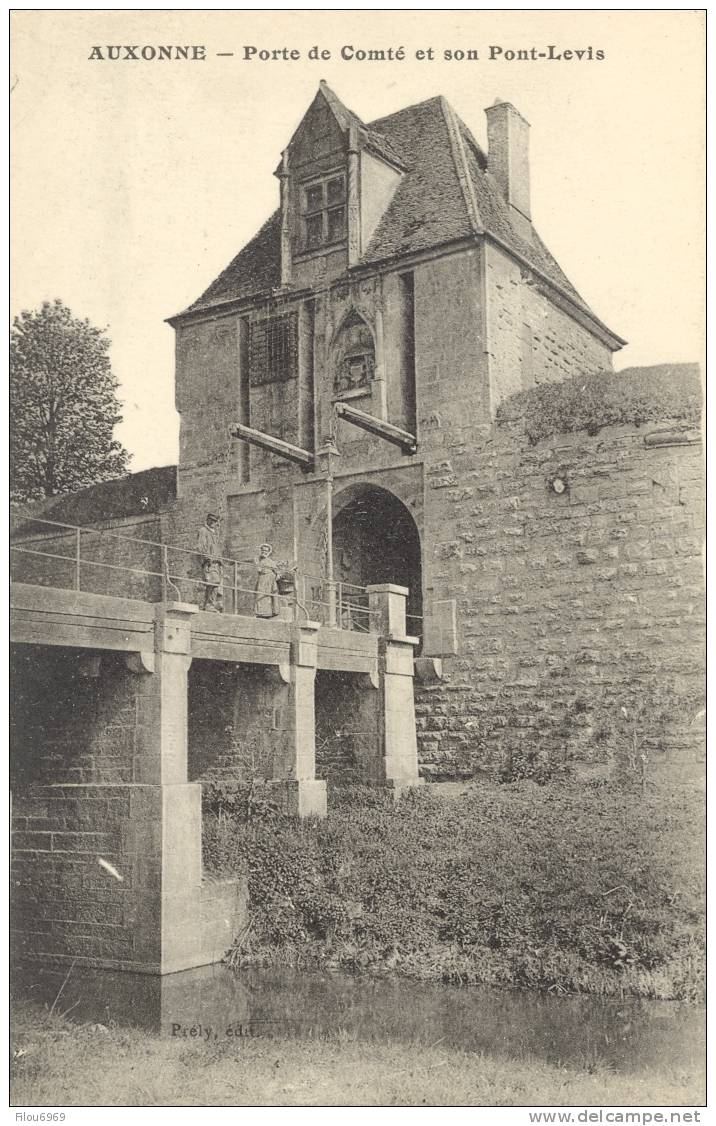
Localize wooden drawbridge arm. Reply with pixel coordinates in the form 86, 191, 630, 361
230, 423, 315, 470
334, 402, 417, 455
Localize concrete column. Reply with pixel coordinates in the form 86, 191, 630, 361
134, 602, 243, 972
268, 620, 327, 818
381, 636, 421, 792
367, 584, 422, 795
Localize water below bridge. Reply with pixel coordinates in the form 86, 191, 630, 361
13, 962, 704, 1075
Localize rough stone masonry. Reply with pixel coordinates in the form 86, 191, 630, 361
12, 84, 704, 793
9, 85, 704, 977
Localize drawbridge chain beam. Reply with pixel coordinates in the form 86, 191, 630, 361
229, 423, 315, 471
334, 402, 417, 455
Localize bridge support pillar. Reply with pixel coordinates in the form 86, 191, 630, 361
11, 602, 246, 976
134, 602, 245, 971
266, 620, 327, 818
368, 585, 423, 796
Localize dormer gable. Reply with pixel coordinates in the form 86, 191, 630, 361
275, 82, 405, 286
174, 91, 623, 356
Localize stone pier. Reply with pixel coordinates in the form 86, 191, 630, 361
265, 620, 327, 817
368, 584, 422, 794
10, 582, 422, 974
313, 585, 422, 793
10, 601, 246, 975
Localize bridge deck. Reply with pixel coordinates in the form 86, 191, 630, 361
10, 582, 379, 676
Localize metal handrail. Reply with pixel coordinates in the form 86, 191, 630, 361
10, 521, 366, 599
11, 516, 168, 550
9, 517, 391, 631
10, 542, 303, 600
301, 572, 367, 593
10, 516, 373, 597
10, 516, 256, 574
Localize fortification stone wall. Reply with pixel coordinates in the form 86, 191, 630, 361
11, 648, 164, 967
315, 669, 383, 784
11, 648, 146, 786
10, 515, 165, 601
188, 661, 293, 783
485, 243, 614, 409
11, 783, 159, 967
416, 414, 704, 780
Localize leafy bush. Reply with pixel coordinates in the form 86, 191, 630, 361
205, 778, 704, 1001
497, 741, 573, 785
496, 366, 702, 446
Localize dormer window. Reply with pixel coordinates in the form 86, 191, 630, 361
301, 172, 346, 251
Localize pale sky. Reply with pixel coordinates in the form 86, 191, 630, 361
11, 10, 704, 473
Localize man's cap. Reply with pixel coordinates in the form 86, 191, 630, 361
207, 512, 220, 521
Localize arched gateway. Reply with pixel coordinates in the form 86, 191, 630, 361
313, 484, 423, 787
331, 483, 423, 638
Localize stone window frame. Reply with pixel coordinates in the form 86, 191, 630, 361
300, 170, 346, 252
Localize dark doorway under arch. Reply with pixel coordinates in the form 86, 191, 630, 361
332, 485, 422, 636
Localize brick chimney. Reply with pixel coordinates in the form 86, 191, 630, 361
485, 100, 531, 224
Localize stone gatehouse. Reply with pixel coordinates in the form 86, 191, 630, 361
161, 82, 703, 780
10, 84, 704, 974
13, 83, 704, 786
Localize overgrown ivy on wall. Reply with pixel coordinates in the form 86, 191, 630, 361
497, 365, 702, 445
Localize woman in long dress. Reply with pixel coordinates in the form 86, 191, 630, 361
254, 543, 280, 618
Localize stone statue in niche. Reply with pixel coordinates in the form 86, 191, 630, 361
254, 543, 297, 618
334, 349, 375, 395
333, 312, 375, 397
197, 512, 223, 613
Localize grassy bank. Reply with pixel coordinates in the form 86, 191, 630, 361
205, 779, 704, 1001
10, 1004, 704, 1107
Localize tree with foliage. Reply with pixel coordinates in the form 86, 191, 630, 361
10, 299, 131, 501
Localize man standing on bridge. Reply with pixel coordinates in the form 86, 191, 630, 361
197, 512, 224, 612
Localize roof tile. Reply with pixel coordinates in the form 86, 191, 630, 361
178, 89, 619, 341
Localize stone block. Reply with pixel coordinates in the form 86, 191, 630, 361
576, 549, 598, 565
200, 877, 248, 965
265, 779, 327, 819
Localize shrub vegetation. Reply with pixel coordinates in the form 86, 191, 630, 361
204, 778, 704, 1002
496, 365, 702, 445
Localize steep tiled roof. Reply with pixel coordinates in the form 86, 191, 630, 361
455, 119, 590, 310
360, 97, 475, 261
177, 88, 621, 343
187, 210, 282, 314
11, 465, 177, 533
318, 80, 406, 171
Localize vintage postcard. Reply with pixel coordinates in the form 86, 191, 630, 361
9, 9, 705, 1115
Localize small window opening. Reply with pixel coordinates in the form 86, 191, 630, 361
301, 172, 347, 250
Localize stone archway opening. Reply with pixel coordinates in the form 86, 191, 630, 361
332, 484, 422, 638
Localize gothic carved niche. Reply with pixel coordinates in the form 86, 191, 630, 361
332, 310, 375, 398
